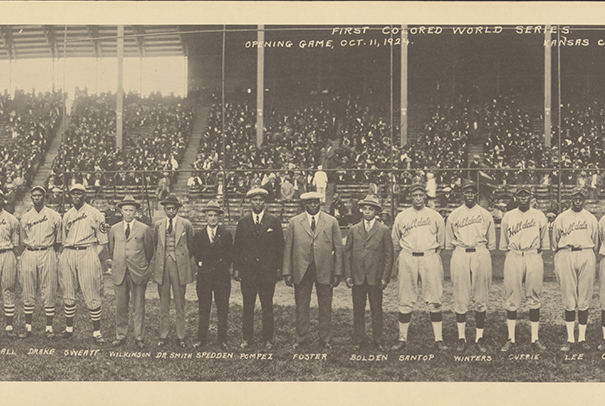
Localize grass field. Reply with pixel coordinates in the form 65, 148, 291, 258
2, 249, 605, 383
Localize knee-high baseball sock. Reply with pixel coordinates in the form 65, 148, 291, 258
565, 310, 575, 343
4, 304, 15, 329
64, 304, 76, 332
475, 311, 486, 341
529, 309, 540, 342
398, 312, 411, 341
24, 304, 34, 331
456, 313, 466, 340
506, 311, 517, 342
578, 310, 588, 342
45, 306, 55, 331
430, 312, 443, 341
602, 310, 605, 340
90, 307, 102, 336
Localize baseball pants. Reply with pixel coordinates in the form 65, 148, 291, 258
600, 259, 605, 310
0, 251, 16, 306
503, 250, 543, 312
59, 247, 103, 309
451, 246, 492, 314
20, 249, 58, 307
397, 251, 443, 314
555, 249, 596, 312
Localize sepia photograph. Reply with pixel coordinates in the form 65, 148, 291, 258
1, 1, 605, 405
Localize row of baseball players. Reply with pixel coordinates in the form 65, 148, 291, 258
0, 179, 603, 353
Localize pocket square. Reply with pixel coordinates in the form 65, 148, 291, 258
267, 228, 273, 232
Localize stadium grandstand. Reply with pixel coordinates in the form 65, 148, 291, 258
1, 24, 605, 231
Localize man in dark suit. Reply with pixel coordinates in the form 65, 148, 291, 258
151, 194, 195, 348
344, 195, 393, 350
282, 191, 343, 349
107, 195, 154, 349
192, 200, 233, 350
233, 188, 284, 350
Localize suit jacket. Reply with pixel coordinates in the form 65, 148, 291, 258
282, 211, 343, 285
344, 220, 394, 286
108, 220, 155, 286
233, 212, 284, 277
192, 225, 233, 274
151, 215, 195, 285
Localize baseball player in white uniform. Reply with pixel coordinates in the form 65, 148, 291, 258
499, 186, 550, 352
59, 184, 108, 344
445, 180, 496, 353
598, 212, 605, 352
18, 186, 62, 339
391, 183, 447, 351
552, 186, 598, 352
0, 190, 19, 338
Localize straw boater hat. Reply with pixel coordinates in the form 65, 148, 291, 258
70, 184, 86, 193
117, 195, 141, 209
300, 192, 323, 201
31, 185, 46, 195
160, 194, 182, 207
246, 188, 268, 198
358, 195, 382, 211
202, 200, 224, 214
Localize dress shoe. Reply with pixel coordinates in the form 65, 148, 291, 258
240, 340, 251, 349
560, 342, 573, 352
60, 330, 73, 339
112, 338, 126, 347
500, 340, 514, 353
19, 330, 33, 339
320, 340, 332, 350
578, 341, 591, 352
219, 341, 229, 351
598, 341, 605, 352
293, 341, 308, 350
263, 341, 274, 351
94, 334, 105, 345
177, 339, 186, 348
135, 340, 145, 349
532, 340, 547, 352
475, 337, 487, 353
456, 339, 466, 352
192, 341, 204, 349
372, 341, 386, 352
158, 338, 169, 347
435, 340, 448, 351
45, 330, 55, 339
5, 330, 17, 339
390, 340, 407, 351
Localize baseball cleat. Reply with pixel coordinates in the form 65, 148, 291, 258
390, 340, 407, 351
456, 339, 466, 352
435, 340, 448, 351
475, 337, 487, 353
60, 330, 73, 339
94, 335, 105, 345
598, 341, 605, 352
578, 341, 591, 352
18, 331, 33, 339
5, 330, 17, 339
560, 342, 573, 352
45, 331, 55, 339
500, 340, 514, 352
532, 340, 547, 351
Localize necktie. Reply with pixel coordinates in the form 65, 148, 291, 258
256, 215, 260, 225
167, 219, 173, 234
254, 215, 261, 238
311, 216, 316, 233
125, 223, 130, 239
210, 228, 216, 244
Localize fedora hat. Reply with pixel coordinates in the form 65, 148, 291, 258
117, 194, 141, 209
358, 195, 382, 211
160, 194, 182, 207
202, 200, 224, 214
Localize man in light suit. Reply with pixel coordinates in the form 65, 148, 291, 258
233, 188, 284, 350
152, 194, 195, 348
107, 195, 154, 349
283, 191, 343, 349
192, 201, 233, 350
344, 195, 393, 351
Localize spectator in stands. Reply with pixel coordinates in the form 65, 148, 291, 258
313, 165, 328, 203
281, 176, 294, 202
262, 173, 280, 203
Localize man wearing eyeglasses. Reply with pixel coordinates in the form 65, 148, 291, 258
552, 187, 598, 352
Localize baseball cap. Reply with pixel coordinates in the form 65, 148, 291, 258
461, 180, 478, 192
70, 184, 86, 193
31, 185, 46, 194
570, 187, 587, 198
410, 183, 426, 193
515, 186, 532, 195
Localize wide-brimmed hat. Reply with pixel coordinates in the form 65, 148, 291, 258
410, 183, 426, 193
31, 185, 46, 195
358, 195, 382, 211
570, 187, 587, 198
461, 180, 478, 192
202, 200, 224, 214
300, 192, 323, 201
70, 184, 86, 193
117, 194, 141, 209
246, 188, 268, 198
160, 194, 182, 207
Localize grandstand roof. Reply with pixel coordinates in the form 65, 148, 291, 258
0, 25, 191, 60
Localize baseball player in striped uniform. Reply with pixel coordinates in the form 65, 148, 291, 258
18, 186, 62, 339
445, 180, 496, 353
0, 190, 19, 338
391, 183, 447, 351
59, 184, 108, 344
499, 186, 550, 352
598, 212, 605, 352
552, 186, 598, 352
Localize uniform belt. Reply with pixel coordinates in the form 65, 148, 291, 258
509, 249, 541, 256
27, 246, 50, 251
556, 247, 590, 253
410, 248, 439, 257
65, 246, 90, 250
0, 248, 12, 254
571, 247, 584, 252
465, 248, 476, 253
